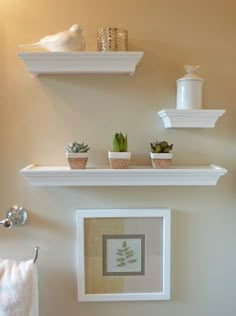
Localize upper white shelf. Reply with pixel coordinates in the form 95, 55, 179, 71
20, 164, 227, 187
17, 51, 144, 76
158, 109, 225, 128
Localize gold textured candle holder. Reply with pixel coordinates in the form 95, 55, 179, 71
97, 27, 128, 51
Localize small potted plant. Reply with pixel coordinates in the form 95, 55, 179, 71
108, 132, 131, 169
65, 141, 90, 169
150, 141, 173, 169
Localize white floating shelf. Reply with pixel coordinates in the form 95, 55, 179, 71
158, 109, 225, 128
20, 164, 227, 187
17, 51, 144, 76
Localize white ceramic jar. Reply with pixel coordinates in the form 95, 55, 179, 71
176, 65, 204, 110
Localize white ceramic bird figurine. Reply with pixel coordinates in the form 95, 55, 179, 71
20, 24, 86, 52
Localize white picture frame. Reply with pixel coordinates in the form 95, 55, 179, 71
76, 208, 171, 302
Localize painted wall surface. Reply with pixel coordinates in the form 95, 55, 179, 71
0, 0, 236, 315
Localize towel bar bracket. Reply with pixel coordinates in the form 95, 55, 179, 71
34, 247, 39, 263
0, 205, 28, 229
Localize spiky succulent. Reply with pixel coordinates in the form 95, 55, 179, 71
65, 141, 90, 153
150, 141, 173, 153
112, 132, 128, 152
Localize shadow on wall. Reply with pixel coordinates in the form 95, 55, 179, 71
0, 22, 7, 139
35, 39, 184, 110
171, 209, 193, 301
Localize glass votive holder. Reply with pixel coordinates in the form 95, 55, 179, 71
97, 27, 128, 51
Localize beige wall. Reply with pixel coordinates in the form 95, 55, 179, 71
0, 0, 236, 315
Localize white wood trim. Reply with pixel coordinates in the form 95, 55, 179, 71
78, 292, 168, 302
163, 211, 171, 299
77, 213, 86, 300
20, 164, 227, 186
77, 208, 170, 218
76, 208, 171, 301
17, 51, 144, 76
158, 109, 225, 128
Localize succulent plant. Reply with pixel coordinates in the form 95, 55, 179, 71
65, 141, 90, 153
112, 132, 128, 152
150, 141, 173, 153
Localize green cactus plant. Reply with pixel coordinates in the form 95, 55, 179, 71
65, 141, 90, 153
150, 141, 173, 153
112, 132, 128, 152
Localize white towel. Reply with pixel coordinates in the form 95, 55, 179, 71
0, 259, 38, 316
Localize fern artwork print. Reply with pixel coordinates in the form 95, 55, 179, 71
103, 235, 145, 276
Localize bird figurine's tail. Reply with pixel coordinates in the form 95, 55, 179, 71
19, 42, 41, 48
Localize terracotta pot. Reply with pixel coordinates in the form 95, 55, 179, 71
150, 152, 172, 169
108, 151, 131, 169
66, 153, 88, 169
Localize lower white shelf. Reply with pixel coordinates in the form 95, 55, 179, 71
20, 164, 227, 187
158, 109, 225, 128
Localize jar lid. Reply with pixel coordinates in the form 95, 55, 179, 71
177, 65, 204, 81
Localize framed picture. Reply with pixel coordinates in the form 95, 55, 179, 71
76, 208, 171, 301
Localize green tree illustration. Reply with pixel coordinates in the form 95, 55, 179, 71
116, 240, 137, 267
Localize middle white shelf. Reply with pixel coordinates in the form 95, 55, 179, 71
158, 109, 225, 128
20, 164, 227, 187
